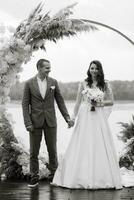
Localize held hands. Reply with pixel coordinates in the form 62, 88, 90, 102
67, 119, 75, 128
26, 125, 34, 132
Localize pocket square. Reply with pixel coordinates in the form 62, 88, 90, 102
50, 86, 55, 90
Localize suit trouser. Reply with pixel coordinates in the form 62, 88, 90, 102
29, 120, 58, 180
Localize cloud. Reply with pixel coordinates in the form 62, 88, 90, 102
0, 10, 18, 26
77, 0, 104, 8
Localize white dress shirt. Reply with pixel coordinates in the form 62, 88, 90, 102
37, 76, 47, 99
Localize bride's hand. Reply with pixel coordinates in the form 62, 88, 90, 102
96, 101, 104, 107
67, 119, 75, 128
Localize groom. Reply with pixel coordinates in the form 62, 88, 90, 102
22, 59, 73, 187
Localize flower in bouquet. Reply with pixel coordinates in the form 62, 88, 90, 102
90, 91, 104, 111
82, 88, 104, 111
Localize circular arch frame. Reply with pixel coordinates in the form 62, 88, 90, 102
81, 19, 134, 46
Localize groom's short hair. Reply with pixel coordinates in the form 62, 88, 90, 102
36, 59, 50, 69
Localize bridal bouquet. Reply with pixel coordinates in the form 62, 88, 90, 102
82, 88, 104, 111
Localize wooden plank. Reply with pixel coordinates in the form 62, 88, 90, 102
0, 181, 134, 200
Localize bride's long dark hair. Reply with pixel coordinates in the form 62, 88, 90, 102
85, 60, 106, 91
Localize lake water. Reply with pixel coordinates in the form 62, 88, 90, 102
6, 101, 134, 157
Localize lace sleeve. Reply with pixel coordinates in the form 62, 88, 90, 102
71, 82, 84, 120
104, 81, 114, 104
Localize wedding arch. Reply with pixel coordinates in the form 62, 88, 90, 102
0, 3, 133, 180
0, 3, 98, 107
81, 19, 134, 46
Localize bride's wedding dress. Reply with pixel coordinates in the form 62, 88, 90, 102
52, 80, 134, 189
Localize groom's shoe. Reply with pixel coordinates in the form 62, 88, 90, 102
44, 173, 54, 182
28, 179, 39, 188
47, 173, 54, 181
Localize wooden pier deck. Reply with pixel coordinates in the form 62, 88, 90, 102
0, 180, 134, 200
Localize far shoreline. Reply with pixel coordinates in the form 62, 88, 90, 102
8, 100, 134, 104
6, 100, 134, 112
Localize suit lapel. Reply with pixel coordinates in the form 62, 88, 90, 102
45, 77, 52, 99
32, 76, 52, 100
32, 76, 42, 99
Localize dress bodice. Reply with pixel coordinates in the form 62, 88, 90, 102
71, 80, 114, 120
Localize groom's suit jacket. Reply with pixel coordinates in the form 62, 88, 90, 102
22, 76, 70, 128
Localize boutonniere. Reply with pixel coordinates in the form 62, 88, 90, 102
50, 86, 55, 91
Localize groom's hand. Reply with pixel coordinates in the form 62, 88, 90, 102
26, 125, 34, 132
67, 119, 74, 128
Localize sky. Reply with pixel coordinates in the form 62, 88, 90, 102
0, 0, 134, 82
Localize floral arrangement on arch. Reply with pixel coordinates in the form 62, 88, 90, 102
0, 2, 97, 105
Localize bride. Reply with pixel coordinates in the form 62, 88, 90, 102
52, 60, 122, 189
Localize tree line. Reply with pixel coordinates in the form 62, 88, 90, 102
9, 80, 134, 101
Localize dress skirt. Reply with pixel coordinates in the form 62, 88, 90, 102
52, 103, 122, 189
